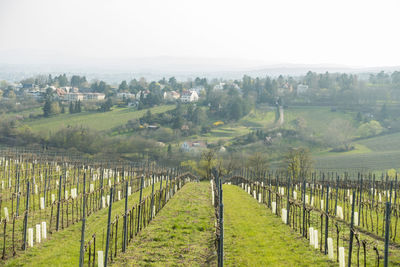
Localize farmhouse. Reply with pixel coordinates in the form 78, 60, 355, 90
180, 90, 199, 103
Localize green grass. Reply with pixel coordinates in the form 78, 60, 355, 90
239, 107, 276, 128
113, 182, 216, 266
3, 107, 42, 120
283, 106, 355, 134
25, 105, 174, 134
4, 183, 160, 267
223, 184, 335, 266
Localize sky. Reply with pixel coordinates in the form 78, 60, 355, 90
0, 0, 400, 68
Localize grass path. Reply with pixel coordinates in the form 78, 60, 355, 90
113, 182, 216, 266
223, 184, 335, 266
4, 183, 160, 267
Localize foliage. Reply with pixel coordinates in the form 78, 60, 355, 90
358, 120, 384, 138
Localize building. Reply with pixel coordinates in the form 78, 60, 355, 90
64, 93, 84, 101
116, 92, 136, 99
60, 86, 79, 93
163, 91, 180, 101
181, 141, 207, 152
83, 93, 105, 101
180, 90, 199, 103
190, 86, 205, 95
55, 88, 67, 98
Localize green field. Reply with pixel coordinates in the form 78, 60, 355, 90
113, 182, 216, 266
283, 106, 355, 134
25, 105, 174, 134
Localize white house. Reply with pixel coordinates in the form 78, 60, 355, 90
180, 90, 199, 103
190, 86, 205, 95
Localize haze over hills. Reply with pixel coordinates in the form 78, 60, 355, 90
0, 55, 399, 83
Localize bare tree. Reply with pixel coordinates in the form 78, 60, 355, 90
285, 147, 313, 181
247, 152, 269, 179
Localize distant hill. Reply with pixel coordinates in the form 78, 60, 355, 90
0, 56, 399, 83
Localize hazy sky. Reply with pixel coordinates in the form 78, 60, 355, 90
1, 0, 400, 67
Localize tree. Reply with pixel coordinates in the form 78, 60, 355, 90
43, 100, 60, 117
43, 99, 52, 117
199, 149, 218, 180
69, 102, 74, 114
57, 74, 69, 87
285, 147, 313, 181
167, 144, 172, 156
324, 119, 355, 151
99, 98, 112, 112
71, 75, 86, 87
247, 152, 268, 179
357, 120, 383, 138
119, 80, 129, 91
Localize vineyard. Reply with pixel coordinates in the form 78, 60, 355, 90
0, 148, 197, 266
1, 147, 399, 266
223, 170, 400, 266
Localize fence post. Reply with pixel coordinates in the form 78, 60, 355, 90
324, 184, 329, 255
137, 175, 144, 233
100, 170, 104, 209
56, 175, 62, 231
159, 175, 163, 210
150, 174, 155, 221
348, 190, 356, 267
334, 176, 339, 216
384, 201, 391, 267
79, 173, 87, 267
123, 181, 128, 252
104, 188, 114, 267
16, 172, 20, 217
22, 181, 30, 250
286, 175, 290, 225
